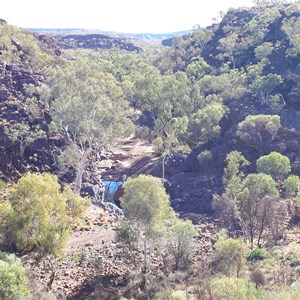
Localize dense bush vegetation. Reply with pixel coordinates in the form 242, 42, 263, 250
0, 252, 30, 300
1, 1, 300, 299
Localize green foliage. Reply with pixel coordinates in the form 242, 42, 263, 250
214, 238, 246, 277
0, 179, 7, 190
239, 173, 279, 248
0, 252, 30, 300
267, 94, 286, 113
186, 57, 212, 81
223, 151, 250, 198
133, 68, 192, 120
196, 69, 247, 102
250, 73, 283, 104
0, 173, 87, 257
281, 252, 300, 267
282, 16, 300, 56
294, 265, 300, 275
121, 175, 175, 269
153, 289, 187, 300
256, 152, 291, 179
117, 222, 139, 247
57, 144, 81, 169
40, 52, 134, 192
254, 42, 274, 60
197, 150, 213, 165
4, 122, 46, 157
237, 114, 281, 154
116, 222, 139, 265
167, 219, 196, 270
187, 102, 228, 145
241, 173, 279, 206
213, 152, 250, 237
213, 228, 229, 243
253, 0, 288, 7
71, 251, 85, 266
0, 23, 56, 69
284, 175, 300, 196
122, 175, 174, 229
265, 284, 300, 300
248, 247, 267, 262
210, 277, 263, 300
217, 32, 239, 67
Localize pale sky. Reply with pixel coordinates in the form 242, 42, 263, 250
2, 0, 254, 33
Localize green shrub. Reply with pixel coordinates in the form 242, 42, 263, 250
167, 219, 196, 270
284, 175, 300, 196
154, 289, 186, 300
256, 152, 291, 179
210, 277, 263, 300
248, 248, 267, 262
265, 284, 300, 300
0, 252, 30, 300
213, 228, 228, 243
283, 253, 300, 267
0, 179, 7, 190
214, 238, 246, 277
1, 173, 87, 256
197, 150, 213, 165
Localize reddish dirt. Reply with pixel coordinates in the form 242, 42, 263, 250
108, 135, 154, 168
100, 135, 159, 180
22, 204, 126, 299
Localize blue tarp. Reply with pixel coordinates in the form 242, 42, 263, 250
103, 181, 123, 195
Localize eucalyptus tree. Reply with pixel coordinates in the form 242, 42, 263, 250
121, 175, 175, 271
239, 173, 279, 248
40, 52, 133, 193
133, 68, 193, 176
237, 114, 281, 155
256, 151, 291, 179
120, 174, 196, 272
213, 151, 249, 236
186, 102, 228, 146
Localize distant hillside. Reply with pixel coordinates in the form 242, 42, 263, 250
28, 28, 193, 41
54, 33, 142, 52
123, 30, 194, 40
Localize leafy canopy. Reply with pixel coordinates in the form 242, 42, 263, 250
239, 173, 279, 247
0, 173, 87, 257
121, 175, 174, 229
167, 219, 196, 270
284, 175, 300, 196
214, 238, 246, 277
237, 114, 281, 154
0, 252, 30, 300
256, 151, 291, 178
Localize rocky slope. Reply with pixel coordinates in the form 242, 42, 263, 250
20, 204, 219, 300
0, 58, 61, 181
160, 3, 300, 214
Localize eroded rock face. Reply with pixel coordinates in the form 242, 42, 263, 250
169, 172, 222, 214
0, 59, 42, 98
0, 58, 61, 180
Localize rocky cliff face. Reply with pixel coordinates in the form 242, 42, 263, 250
0, 58, 62, 180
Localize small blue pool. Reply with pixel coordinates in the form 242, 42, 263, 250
103, 181, 123, 195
